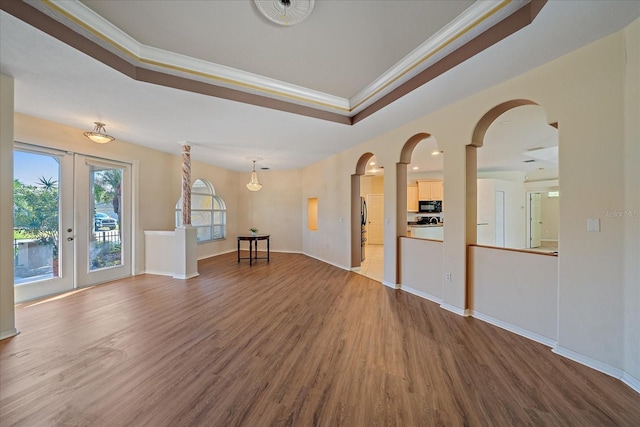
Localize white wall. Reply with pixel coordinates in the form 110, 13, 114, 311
399, 237, 443, 302
469, 246, 558, 345
540, 192, 559, 243
302, 155, 352, 269
0, 74, 17, 339
237, 168, 303, 253
300, 20, 639, 385
477, 179, 496, 245
477, 178, 526, 248
623, 17, 640, 385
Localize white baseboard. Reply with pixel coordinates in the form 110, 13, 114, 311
440, 303, 469, 317
382, 280, 399, 289
302, 252, 350, 271
471, 311, 557, 348
143, 269, 173, 276
197, 248, 235, 260
0, 328, 20, 340
173, 272, 199, 279
622, 372, 640, 393
552, 345, 634, 387
401, 286, 442, 305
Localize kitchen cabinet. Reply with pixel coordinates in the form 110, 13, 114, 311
418, 180, 443, 201
407, 186, 418, 212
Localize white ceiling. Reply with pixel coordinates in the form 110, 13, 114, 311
80, 0, 476, 99
1, 1, 639, 172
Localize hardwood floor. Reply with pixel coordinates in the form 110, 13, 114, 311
1, 252, 638, 426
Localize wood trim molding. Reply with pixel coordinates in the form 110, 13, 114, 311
1, 0, 547, 125
469, 244, 558, 257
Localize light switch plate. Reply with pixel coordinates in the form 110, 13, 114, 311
587, 218, 600, 232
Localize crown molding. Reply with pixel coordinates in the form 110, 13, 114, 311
28, 0, 349, 113
350, 0, 529, 114
27, 0, 529, 116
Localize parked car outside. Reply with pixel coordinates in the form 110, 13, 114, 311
94, 212, 117, 231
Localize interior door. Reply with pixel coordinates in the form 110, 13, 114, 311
366, 194, 384, 245
13, 145, 74, 302
74, 155, 132, 287
529, 192, 542, 248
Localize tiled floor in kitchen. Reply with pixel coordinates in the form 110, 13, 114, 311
356, 244, 384, 283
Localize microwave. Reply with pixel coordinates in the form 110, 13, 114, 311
419, 200, 442, 213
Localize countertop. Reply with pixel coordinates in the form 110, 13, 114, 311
408, 223, 443, 228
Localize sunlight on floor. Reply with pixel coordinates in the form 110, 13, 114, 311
356, 244, 384, 282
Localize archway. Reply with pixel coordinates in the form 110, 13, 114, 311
397, 133, 444, 239
470, 100, 559, 251
396, 133, 446, 287
350, 153, 375, 269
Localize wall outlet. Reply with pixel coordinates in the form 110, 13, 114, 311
445, 272, 451, 282
587, 218, 600, 232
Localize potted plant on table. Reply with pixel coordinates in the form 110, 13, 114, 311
249, 227, 258, 236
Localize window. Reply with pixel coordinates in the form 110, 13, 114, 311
176, 179, 226, 242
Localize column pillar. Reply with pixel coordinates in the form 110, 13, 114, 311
181, 144, 191, 225
174, 142, 198, 279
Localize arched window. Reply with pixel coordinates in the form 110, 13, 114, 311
175, 179, 226, 242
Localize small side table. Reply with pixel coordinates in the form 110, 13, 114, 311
237, 234, 270, 265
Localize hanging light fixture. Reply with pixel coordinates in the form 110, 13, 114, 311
246, 159, 263, 191
83, 122, 115, 144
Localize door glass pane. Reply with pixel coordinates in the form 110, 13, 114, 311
13, 151, 60, 284
90, 166, 123, 271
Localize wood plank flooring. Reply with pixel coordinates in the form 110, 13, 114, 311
1, 252, 639, 426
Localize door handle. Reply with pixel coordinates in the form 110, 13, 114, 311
67, 237, 74, 241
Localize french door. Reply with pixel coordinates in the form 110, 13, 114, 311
14, 144, 132, 302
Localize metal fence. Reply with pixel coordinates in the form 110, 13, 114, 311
13, 231, 121, 265
94, 230, 121, 244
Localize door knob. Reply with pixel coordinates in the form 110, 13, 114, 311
67, 237, 74, 241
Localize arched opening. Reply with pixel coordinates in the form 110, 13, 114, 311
397, 133, 444, 239
471, 100, 559, 252
350, 153, 374, 270
396, 132, 446, 297
352, 153, 385, 281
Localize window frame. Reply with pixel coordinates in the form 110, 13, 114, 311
175, 179, 226, 243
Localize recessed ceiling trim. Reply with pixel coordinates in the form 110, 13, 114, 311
30, 0, 350, 113
28, 0, 529, 116
350, 0, 526, 113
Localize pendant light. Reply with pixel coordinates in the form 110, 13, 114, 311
83, 122, 115, 144
246, 160, 263, 191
